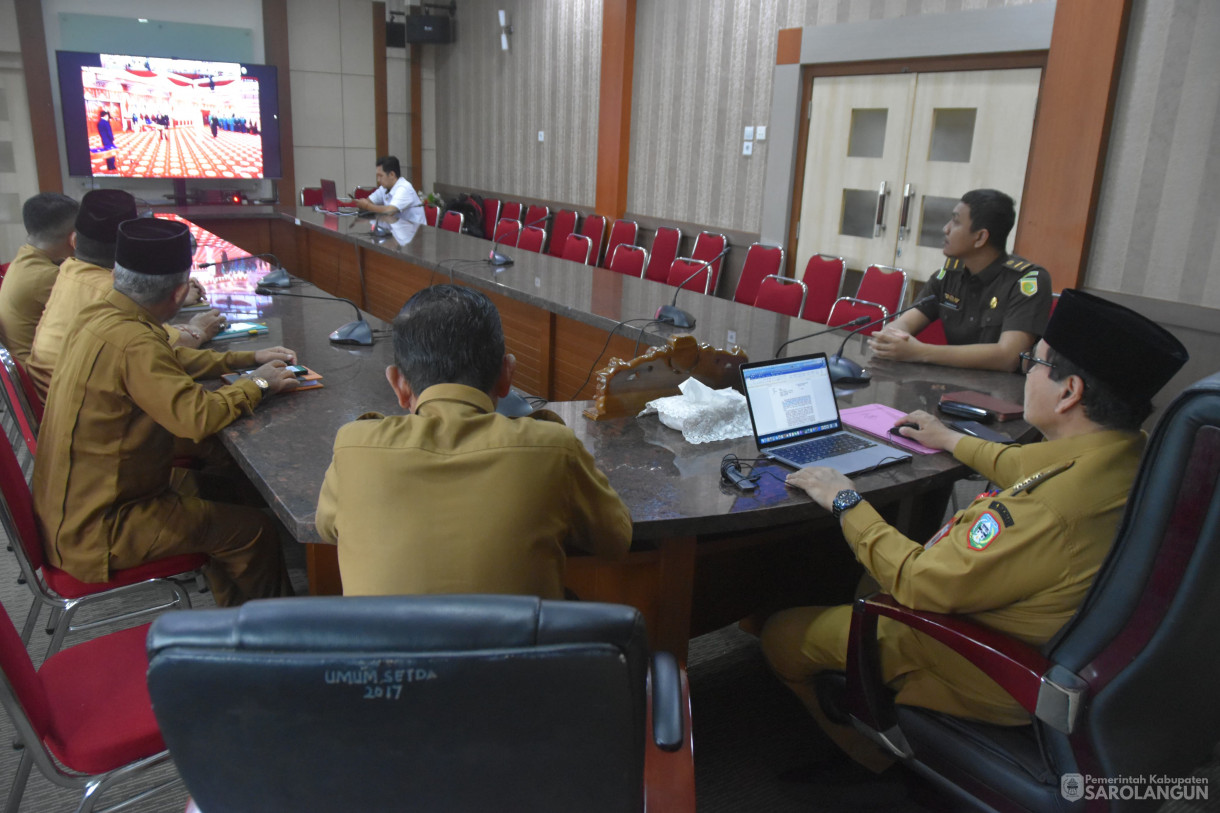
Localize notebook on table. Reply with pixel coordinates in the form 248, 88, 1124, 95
740, 353, 912, 475
317, 179, 359, 215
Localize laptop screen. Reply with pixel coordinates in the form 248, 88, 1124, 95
319, 179, 338, 212
741, 353, 843, 448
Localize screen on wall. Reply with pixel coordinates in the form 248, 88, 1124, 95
57, 50, 282, 180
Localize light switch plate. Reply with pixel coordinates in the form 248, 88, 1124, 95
744, 126, 754, 141
538, 131, 545, 142
743, 141, 753, 156
756, 125, 767, 140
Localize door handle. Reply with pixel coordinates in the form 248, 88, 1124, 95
898, 184, 914, 242
873, 181, 889, 238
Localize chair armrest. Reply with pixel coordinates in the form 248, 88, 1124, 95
650, 652, 683, 750
645, 653, 695, 812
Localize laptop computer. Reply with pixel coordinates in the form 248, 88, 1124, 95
318, 179, 359, 215
740, 352, 912, 475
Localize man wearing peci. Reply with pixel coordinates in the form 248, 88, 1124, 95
352, 155, 426, 225
0, 193, 79, 364
868, 189, 1052, 372
762, 289, 1187, 771
33, 218, 300, 606
317, 284, 632, 598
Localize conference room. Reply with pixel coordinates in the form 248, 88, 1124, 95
1, 1, 1218, 811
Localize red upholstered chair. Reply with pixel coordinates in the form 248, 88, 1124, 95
517, 225, 547, 254
602, 219, 639, 270
733, 243, 784, 305
561, 233, 594, 265
827, 264, 908, 335
914, 319, 947, 345
798, 253, 846, 324
500, 201, 523, 223
440, 210, 464, 234
644, 226, 682, 283
547, 210, 579, 258
690, 231, 728, 296
580, 214, 608, 266
299, 187, 323, 207
493, 217, 521, 247
0, 609, 178, 813
753, 275, 807, 318
523, 204, 550, 231
0, 345, 40, 456
666, 257, 716, 295
352, 186, 377, 200
423, 203, 441, 226
607, 244, 649, 278
481, 198, 502, 242
827, 373, 1220, 813
0, 433, 205, 659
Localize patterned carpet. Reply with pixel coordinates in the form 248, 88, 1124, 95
89, 127, 263, 179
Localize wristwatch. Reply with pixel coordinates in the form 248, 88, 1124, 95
832, 489, 863, 520
248, 375, 270, 393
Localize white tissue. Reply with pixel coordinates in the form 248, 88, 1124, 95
640, 377, 753, 444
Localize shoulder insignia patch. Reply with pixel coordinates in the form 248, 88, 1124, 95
935, 268, 946, 280
968, 512, 1002, 550
988, 500, 1015, 527
1020, 277, 1038, 296
1004, 256, 1033, 271
943, 258, 963, 272
1009, 460, 1076, 496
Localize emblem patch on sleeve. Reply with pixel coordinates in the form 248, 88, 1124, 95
1020, 275, 1039, 296
968, 512, 1002, 550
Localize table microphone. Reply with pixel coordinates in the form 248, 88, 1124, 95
655, 245, 730, 329
198, 254, 291, 288
827, 294, 936, 385
254, 286, 373, 345
488, 212, 550, 267
773, 315, 870, 358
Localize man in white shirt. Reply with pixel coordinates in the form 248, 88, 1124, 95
353, 155, 425, 225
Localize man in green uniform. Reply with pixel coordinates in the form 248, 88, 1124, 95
33, 218, 300, 606
762, 289, 1187, 770
868, 188, 1052, 372
0, 193, 79, 363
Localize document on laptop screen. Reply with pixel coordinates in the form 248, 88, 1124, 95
742, 357, 841, 444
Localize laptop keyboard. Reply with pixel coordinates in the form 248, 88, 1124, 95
779, 433, 875, 464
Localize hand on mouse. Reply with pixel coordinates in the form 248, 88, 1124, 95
890, 410, 964, 453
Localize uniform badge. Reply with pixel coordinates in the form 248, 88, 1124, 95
936, 268, 946, 280
968, 512, 1002, 550
989, 296, 998, 309
1020, 274, 1039, 296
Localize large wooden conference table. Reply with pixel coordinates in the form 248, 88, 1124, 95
186, 209, 1032, 660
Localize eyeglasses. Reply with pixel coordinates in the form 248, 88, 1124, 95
1019, 351, 1056, 375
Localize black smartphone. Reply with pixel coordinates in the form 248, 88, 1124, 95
286, 365, 308, 376
946, 420, 1012, 443
939, 400, 992, 421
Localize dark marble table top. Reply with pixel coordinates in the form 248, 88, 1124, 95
194, 215, 1033, 544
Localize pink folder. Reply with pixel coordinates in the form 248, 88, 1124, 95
840, 403, 941, 455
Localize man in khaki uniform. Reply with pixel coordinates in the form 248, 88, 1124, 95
33, 218, 301, 606
26, 190, 226, 400
317, 284, 632, 598
0, 193, 79, 363
762, 289, 1188, 770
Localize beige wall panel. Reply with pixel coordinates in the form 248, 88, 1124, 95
291, 71, 346, 147
341, 73, 377, 149
339, 0, 375, 76
293, 146, 346, 198
345, 148, 377, 193
288, 0, 343, 74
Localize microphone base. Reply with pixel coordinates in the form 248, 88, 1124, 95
329, 320, 373, 346
655, 305, 696, 329
260, 267, 292, 288
488, 250, 513, 267
827, 354, 871, 385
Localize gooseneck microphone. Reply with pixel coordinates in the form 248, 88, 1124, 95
827, 294, 936, 385
774, 315, 870, 358
655, 246, 731, 329
254, 286, 373, 346
488, 212, 550, 267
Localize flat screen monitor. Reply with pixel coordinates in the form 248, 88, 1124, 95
56, 50, 282, 180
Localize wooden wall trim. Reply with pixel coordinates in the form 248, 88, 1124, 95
263, 0, 295, 204
373, 2, 388, 160
410, 44, 422, 190
16, 0, 62, 193
594, 0, 636, 219
1015, 0, 1133, 291
776, 28, 801, 66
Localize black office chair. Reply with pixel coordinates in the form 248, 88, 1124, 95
819, 372, 1220, 812
147, 594, 695, 813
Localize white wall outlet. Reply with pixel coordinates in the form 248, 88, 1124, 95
744, 126, 754, 141
727, 329, 738, 345
743, 141, 753, 156
535, 276, 542, 288
756, 125, 767, 140
538, 131, 545, 142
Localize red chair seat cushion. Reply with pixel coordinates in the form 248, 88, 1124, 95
39, 622, 164, 773
42, 554, 207, 599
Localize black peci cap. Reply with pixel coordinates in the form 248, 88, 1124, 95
74, 189, 137, 243
115, 218, 193, 276
1043, 289, 1188, 406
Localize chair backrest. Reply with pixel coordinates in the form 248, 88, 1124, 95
481, 198, 501, 242
0, 599, 52, 753
0, 433, 48, 578
607, 244, 649, 278
580, 214, 607, 266
523, 204, 550, 230
644, 226, 682, 283
690, 231, 728, 296
798, 254, 846, 323
500, 201, 523, 223
666, 257, 714, 295
733, 243, 784, 304
914, 319, 947, 345
753, 275, 807, 318
0, 345, 38, 456
423, 203, 441, 226
517, 225, 547, 254
493, 217, 521, 247
561, 233, 594, 265
602, 219, 639, 269
547, 210, 579, 258
352, 186, 377, 200
856, 264, 908, 314
299, 187, 323, 207
1041, 373, 1220, 780
147, 595, 654, 813
440, 210, 464, 234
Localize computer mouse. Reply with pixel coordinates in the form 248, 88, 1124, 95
889, 422, 920, 435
